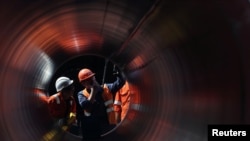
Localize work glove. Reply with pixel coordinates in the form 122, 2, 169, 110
67, 112, 76, 125
113, 65, 126, 80
113, 65, 119, 76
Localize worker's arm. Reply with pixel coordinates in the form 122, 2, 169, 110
47, 96, 62, 119
115, 110, 121, 124
78, 90, 98, 117
77, 91, 92, 108
114, 91, 122, 124
67, 97, 77, 125
114, 104, 121, 124
106, 74, 125, 95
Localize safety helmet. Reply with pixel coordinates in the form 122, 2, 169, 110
78, 68, 95, 82
55, 77, 74, 92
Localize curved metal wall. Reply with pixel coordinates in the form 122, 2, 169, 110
0, 0, 250, 141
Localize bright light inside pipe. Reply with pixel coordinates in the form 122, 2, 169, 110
57, 31, 103, 54
34, 50, 54, 89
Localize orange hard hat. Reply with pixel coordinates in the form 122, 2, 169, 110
78, 68, 95, 82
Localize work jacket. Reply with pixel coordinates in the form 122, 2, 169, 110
114, 81, 140, 121
48, 93, 76, 119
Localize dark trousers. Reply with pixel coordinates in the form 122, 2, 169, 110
80, 116, 101, 141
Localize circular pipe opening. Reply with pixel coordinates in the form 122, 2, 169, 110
1, 1, 249, 141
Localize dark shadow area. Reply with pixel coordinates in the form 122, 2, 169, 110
1, 0, 250, 141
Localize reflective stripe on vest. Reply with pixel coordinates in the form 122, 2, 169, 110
106, 107, 114, 113
130, 103, 140, 111
104, 99, 113, 106
114, 100, 122, 105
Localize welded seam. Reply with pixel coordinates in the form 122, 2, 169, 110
100, 0, 110, 36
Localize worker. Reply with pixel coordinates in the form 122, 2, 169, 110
77, 68, 125, 141
113, 81, 140, 124
113, 81, 130, 124
47, 76, 76, 127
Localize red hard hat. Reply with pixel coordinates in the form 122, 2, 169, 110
78, 68, 95, 82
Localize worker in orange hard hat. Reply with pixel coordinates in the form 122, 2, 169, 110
113, 81, 140, 124
77, 68, 125, 141
48, 76, 76, 127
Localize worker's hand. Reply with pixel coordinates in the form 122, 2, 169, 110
67, 112, 76, 125
69, 112, 76, 118
92, 81, 100, 96
113, 65, 126, 80
113, 65, 120, 76
92, 79, 100, 88
88, 87, 96, 103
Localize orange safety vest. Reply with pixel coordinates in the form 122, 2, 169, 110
48, 93, 76, 119
82, 84, 116, 125
114, 81, 130, 120
114, 81, 140, 121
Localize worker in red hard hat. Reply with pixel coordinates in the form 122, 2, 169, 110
48, 76, 76, 127
77, 68, 125, 141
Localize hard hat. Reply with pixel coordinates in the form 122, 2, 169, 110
55, 77, 74, 92
78, 68, 95, 82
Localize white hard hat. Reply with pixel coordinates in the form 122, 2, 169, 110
55, 77, 74, 92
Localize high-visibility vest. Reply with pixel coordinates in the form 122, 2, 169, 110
114, 81, 140, 121
114, 81, 130, 120
48, 93, 76, 119
82, 84, 116, 125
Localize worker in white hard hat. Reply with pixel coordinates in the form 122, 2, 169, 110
47, 76, 76, 127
